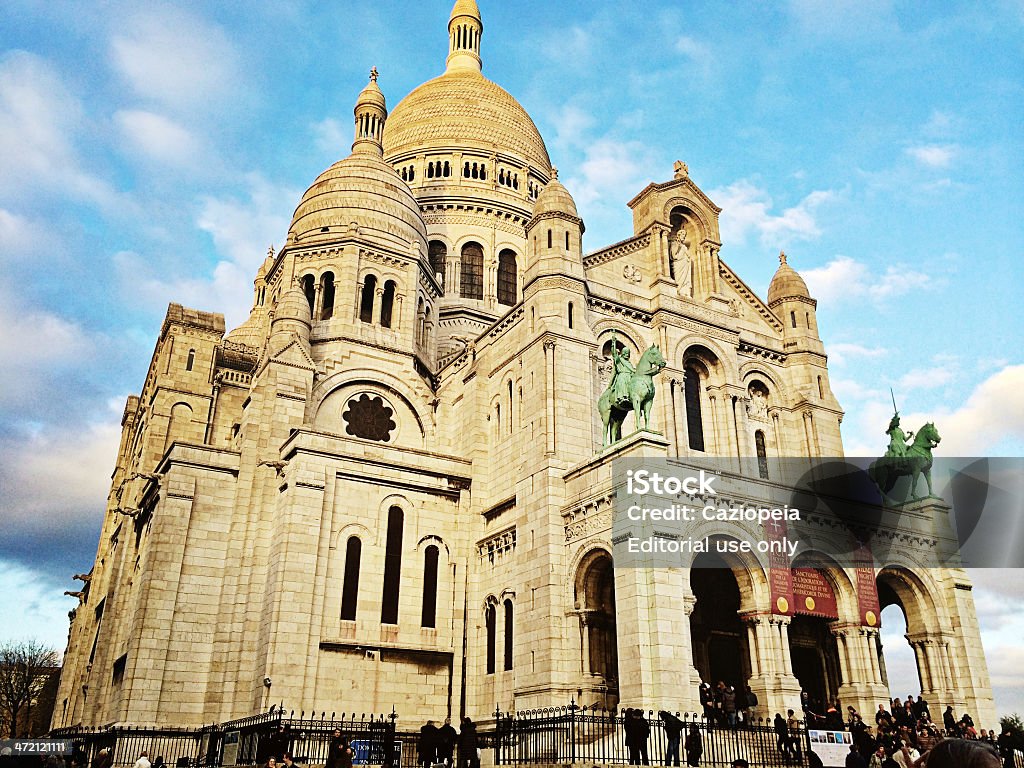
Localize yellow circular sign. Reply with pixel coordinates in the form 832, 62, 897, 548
777, 597, 789, 613
805, 596, 816, 611
866, 611, 877, 627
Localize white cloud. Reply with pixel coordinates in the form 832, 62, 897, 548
802, 256, 932, 305
829, 343, 889, 366
905, 144, 957, 168
839, 364, 1024, 457
0, 561, 79, 654
897, 365, 954, 391
786, 0, 899, 39
0, 208, 48, 256
674, 36, 715, 77
110, 7, 240, 111
0, 51, 116, 207
710, 179, 838, 247
115, 109, 201, 166
0, 290, 100, 409
312, 118, 349, 156
115, 173, 296, 328
0, 420, 120, 528
567, 138, 656, 209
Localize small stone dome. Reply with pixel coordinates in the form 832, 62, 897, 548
767, 251, 811, 304
274, 285, 312, 326
289, 153, 428, 249
533, 170, 579, 218
356, 74, 386, 113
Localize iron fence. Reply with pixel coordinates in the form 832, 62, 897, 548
47, 724, 221, 768
488, 705, 811, 767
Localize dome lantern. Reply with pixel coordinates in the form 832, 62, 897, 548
352, 67, 387, 157
446, 0, 483, 73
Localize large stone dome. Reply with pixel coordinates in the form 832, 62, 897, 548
383, 68, 552, 173
289, 153, 428, 249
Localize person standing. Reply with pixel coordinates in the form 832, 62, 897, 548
722, 686, 737, 728
659, 711, 683, 767
684, 725, 702, 767
457, 717, 479, 768
845, 744, 868, 768
437, 718, 458, 766
325, 729, 344, 768
132, 752, 151, 768
419, 721, 439, 768
743, 686, 758, 724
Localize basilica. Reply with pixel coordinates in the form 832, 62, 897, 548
54, 0, 995, 731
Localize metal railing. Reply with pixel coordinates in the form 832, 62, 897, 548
488, 705, 811, 767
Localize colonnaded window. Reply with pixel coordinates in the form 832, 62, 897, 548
755, 430, 769, 479
684, 365, 706, 451
497, 249, 517, 305
381, 506, 404, 624
429, 241, 447, 290
340, 536, 361, 620
422, 544, 439, 628
460, 243, 484, 300
360, 275, 377, 323
504, 599, 514, 671
320, 272, 336, 320
301, 274, 315, 315
485, 602, 497, 674
381, 280, 396, 328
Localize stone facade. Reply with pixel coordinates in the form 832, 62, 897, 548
54, 0, 995, 732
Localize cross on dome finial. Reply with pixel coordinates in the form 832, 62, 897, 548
779, 251, 787, 264
369, 67, 379, 82
674, 160, 689, 179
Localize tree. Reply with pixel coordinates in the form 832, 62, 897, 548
0, 640, 60, 737
1000, 713, 1024, 750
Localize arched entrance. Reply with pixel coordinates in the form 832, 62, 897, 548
788, 566, 843, 713
574, 550, 618, 706
876, 568, 946, 702
689, 551, 748, 687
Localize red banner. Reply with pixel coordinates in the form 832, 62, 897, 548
853, 542, 882, 627
764, 517, 793, 615
792, 568, 839, 619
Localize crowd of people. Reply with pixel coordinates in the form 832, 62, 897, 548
415, 717, 479, 768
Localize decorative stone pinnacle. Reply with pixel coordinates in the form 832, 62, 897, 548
779, 250, 787, 264
551, 166, 559, 180
369, 66, 379, 82
267, 245, 276, 260
674, 160, 689, 179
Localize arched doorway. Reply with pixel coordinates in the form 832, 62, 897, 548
689, 551, 748, 688
788, 565, 843, 713
574, 550, 618, 706
876, 568, 943, 701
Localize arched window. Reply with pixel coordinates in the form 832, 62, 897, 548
341, 536, 361, 620
464, 162, 471, 178
565, 230, 570, 250
485, 602, 496, 674
503, 599, 514, 671
790, 311, 797, 329
301, 274, 316, 315
507, 380, 514, 433
568, 302, 574, 329
755, 430, 769, 479
684, 366, 706, 452
429, 241, 447, 290
422, 545, 439, 628
818, 376, 824, 399
381, 506, 403, 624
443, 161, 450, 177
547, 229, 552, 249
360, 275, 377, 323
186, 349, 195, 372
460, 243, 484, 300
497, 249, 517, 305
380, 280, 396, 328
320, 272, 335, 320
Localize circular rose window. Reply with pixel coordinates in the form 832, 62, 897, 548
342, 394, 396, 442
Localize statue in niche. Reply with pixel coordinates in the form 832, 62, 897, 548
747, 385, 768, 420
670, 228, 692, 292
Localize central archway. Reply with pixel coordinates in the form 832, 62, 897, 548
574, 549, 618, 707
689, 551, 748, 688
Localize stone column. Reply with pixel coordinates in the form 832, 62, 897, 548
669, 377, 682, 452
544, 339, 556, 456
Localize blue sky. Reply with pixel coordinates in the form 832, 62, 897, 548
1, 0, 1022, 718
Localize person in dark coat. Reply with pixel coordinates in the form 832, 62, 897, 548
659, 711, 684, 766
845, 744, 868, 768
437, 718, 458, 766
457, 717, 479, 768
942, 706, 957, 734
419, 721, 439, 768
325, 729, 344, 768
774, 713, 789, 757
684, 725, 702, 767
